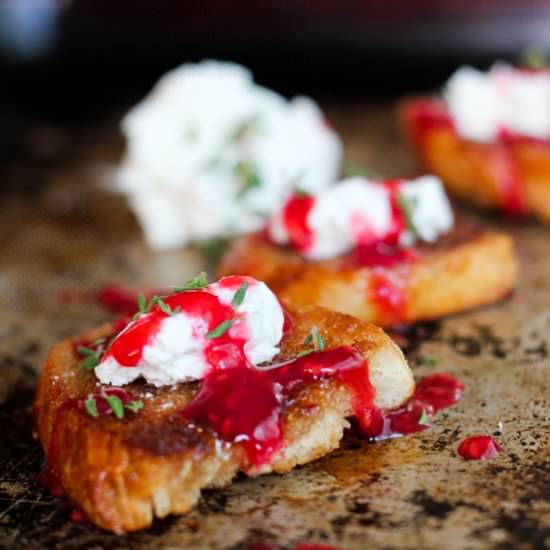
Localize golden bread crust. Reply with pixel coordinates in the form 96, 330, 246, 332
35, 308, 413, 533
399, 98, 550, 222
218, 227, 517, 327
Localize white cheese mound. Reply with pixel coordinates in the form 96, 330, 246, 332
116, 60, 342, 249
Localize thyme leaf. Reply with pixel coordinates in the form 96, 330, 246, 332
105, 395, 124, 419
174, 273, 208, 292
231, 282, 249, 307
84, 396, 99, 418
396, 192, 418, 237
206, 319, 234, 339
125, 400, 144, 413
418, 409, 430, 426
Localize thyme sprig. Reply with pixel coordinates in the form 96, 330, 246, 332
83, 391, 144, 420
298, 326, 326, 357
235, 159, 261, 197
396, 193, 419, 237
173, 272, 208, 292
231, 282, 249, 307
206, 319, 234, 339
418, 409, 430, 426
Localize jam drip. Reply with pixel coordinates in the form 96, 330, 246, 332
405, 99, 526, 215
281, 193, 316, 254
181, 346, 374, 466
364, 373, 464, 439
458, 435, 502, 460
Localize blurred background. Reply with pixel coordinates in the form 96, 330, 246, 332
2, 0, 550, 120
2, 0, 550, 193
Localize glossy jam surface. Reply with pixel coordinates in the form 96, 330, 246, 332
103, 290, 245, 370
364, 373, 464, 439
282, 193, 315, 253
181, 346, 374, 466
458, 435, 502, 460
406, 99, 526, 215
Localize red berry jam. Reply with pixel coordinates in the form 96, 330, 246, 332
102, 285, 248, 370
181, 346, 374, 466
404, 98, 526, 215
364, 373, 463, 440
282, 193, 316, 253
458, 435, 502, 460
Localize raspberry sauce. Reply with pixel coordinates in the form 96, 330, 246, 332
404, 98, 526, 215
458, 435, 502, 460
364, 373, 464, 439
181, 346, 374, 466
282, 193, 316, 254
102, 285, 247, 370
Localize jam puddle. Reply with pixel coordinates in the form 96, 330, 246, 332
458, 435, 502, 460
364, 373, 464, 440
181, 346, 374, 466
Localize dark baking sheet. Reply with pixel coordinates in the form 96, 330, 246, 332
0, 103, 548, 550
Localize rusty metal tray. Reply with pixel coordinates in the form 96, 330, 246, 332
0, 104, 548, 549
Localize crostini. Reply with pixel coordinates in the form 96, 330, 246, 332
219, 177, 517, 326
399, 63, 550, 221
34, 275, 413, 533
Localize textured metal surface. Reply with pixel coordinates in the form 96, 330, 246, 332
0, 104, 549, 549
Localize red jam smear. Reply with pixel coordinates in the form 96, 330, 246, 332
103, 279, 250, 370
405, 98, 526, 215
364, 373, 464, 439
356, 180, 419, 325
282, 193, 316, 253
181, 346, 374, 466
458, 435, 502, 460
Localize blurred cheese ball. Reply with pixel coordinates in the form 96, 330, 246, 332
116, 60, 342, 249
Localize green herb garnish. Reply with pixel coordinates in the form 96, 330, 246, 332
343, 161, 372, 178
227, 115, 261, 144
157, 297, 173, 315
418, 409, 430, 426
396, 192, 418, 237
416, 355, 438, 367
84, 396, 99, 418
235, 160, 261, 197
231, 282, 249, 307
137, 292, 146, 313
125, 400, 144, 413
206, 319, 234, 339
174, 273, 208, 292
78, 346, 102, 370
299, 326, 326, 357
105, 395, 124, 419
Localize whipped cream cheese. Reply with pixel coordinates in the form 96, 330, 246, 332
116, 60, 342, 249
445, 63, 550, 142
95, 276, 284, 387
268, 176, 454, 260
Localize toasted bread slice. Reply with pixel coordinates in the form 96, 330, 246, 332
218, 222, 517, 327
399, 97, 550, 221
34, 306, 413, 534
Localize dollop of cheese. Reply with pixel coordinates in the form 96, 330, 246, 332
116, 60, 342, 249
268, 175, 454, 260
94, 276, 284, 387
444, 63, 550, 142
